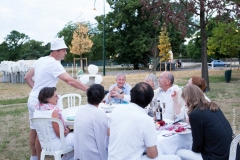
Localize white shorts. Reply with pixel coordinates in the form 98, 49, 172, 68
28, 95, 38, 129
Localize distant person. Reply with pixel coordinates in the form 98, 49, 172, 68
177, 84, 233, 160
179, 59, 182, 68
144, 73, 159, 90
34, 87, 74, 160
74, 84, 108, 160
24, 38, 88, 160
108, 82, 181, 160
105, 72, 132, 104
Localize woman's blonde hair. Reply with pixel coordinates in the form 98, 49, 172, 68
182, 84, 218, 115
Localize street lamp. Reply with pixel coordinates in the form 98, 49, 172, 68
94, 0, 106, 76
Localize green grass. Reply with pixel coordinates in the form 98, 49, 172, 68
0, 97, 28, 105
0, 69, 239, 159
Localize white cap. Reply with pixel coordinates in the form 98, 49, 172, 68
50, 38, 68, 50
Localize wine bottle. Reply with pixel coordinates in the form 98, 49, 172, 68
155, 100, 162, 121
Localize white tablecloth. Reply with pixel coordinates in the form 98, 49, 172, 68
156, 130, 192, 155
62, 105, 192, 156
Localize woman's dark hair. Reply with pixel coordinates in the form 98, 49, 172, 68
38, 87, 57, 104
130, 82, 154, 108
87, 84, 105, 105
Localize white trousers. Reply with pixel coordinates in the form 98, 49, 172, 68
176, 149, 203, 160
141, 155, 181, 160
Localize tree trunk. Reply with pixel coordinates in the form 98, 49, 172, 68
200, 3, 210, 91
133, 63, 139, 69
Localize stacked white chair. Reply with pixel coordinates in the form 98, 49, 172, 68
31, 118, 74, 160
0, 60, 31, 83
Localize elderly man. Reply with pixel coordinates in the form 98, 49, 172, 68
152, 71, 185, 121
108, 82, 181, 160
105, 72, 131, 104
24, 38, 88, 160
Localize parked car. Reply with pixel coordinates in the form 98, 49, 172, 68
208, 60, 230, 67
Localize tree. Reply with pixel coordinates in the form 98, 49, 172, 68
158, 24, 172, 71
0, 42, 9, 61
70, 23, 93, 70
57, 21, 101, 62
141, 0, 240, 91
4, 30, 30, 60
208, 22, 240, 67
19, 40, 47, 60
57, 22, 78, 62
158, 24, 172, 61
70, 23, 93, 56
187, 37, 201, 59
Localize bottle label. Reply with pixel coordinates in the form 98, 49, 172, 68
156, 111, 161, 120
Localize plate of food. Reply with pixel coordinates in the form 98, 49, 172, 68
174, 126, 191, 134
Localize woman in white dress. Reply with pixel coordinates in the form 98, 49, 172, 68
34, 87, 74, 160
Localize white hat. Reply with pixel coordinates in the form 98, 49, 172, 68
50, 38, 68, 50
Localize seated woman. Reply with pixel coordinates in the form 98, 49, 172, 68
173, 76, 210, 122
74, 84, 108, 160
177, 84, 233, 160
34, 87, 74, 160
144, 73, 159, 90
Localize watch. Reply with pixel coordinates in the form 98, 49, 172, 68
119, 91, 124, 94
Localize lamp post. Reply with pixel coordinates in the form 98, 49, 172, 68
94, 0, 106, 76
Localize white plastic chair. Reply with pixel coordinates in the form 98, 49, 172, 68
60, 94, 82, 108
229, 134, 240, 160
31, 118, 73, 160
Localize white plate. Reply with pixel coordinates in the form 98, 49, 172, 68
100, 105, 115, 112
175, 129, 191, 134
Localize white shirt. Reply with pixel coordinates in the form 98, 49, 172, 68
29, 56, 66, 97
74, 104, 108, 160
108, 103, 157, 160
156, 87, 175, 120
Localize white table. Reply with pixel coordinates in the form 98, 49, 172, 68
62, 105, 192, 156
156, 129, 192, 155
62, 103, 116, 126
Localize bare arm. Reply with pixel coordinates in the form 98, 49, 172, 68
52, 111, 70, 137
58, 72, 88, 92
146, 145, 158, 159
24, 68, 35, 88
172, 90, 182, 115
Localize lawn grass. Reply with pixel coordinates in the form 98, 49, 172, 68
0, 69, 239, 159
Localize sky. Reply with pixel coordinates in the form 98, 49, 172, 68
0, 0, 111, 44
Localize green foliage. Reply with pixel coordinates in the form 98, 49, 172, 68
208, 22, 240, 58
3, 30, 30, 60
96, 0, 157, 68
187, 37, 201, 59
19, 40, 48, 59
0, 97, 28, 105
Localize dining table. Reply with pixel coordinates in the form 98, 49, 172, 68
61, 103, 192, 156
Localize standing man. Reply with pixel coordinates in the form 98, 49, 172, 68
108, 82, 180, 160
105, 72, 132, 104
24, 38, 88, 160
153, 71, 184, 120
